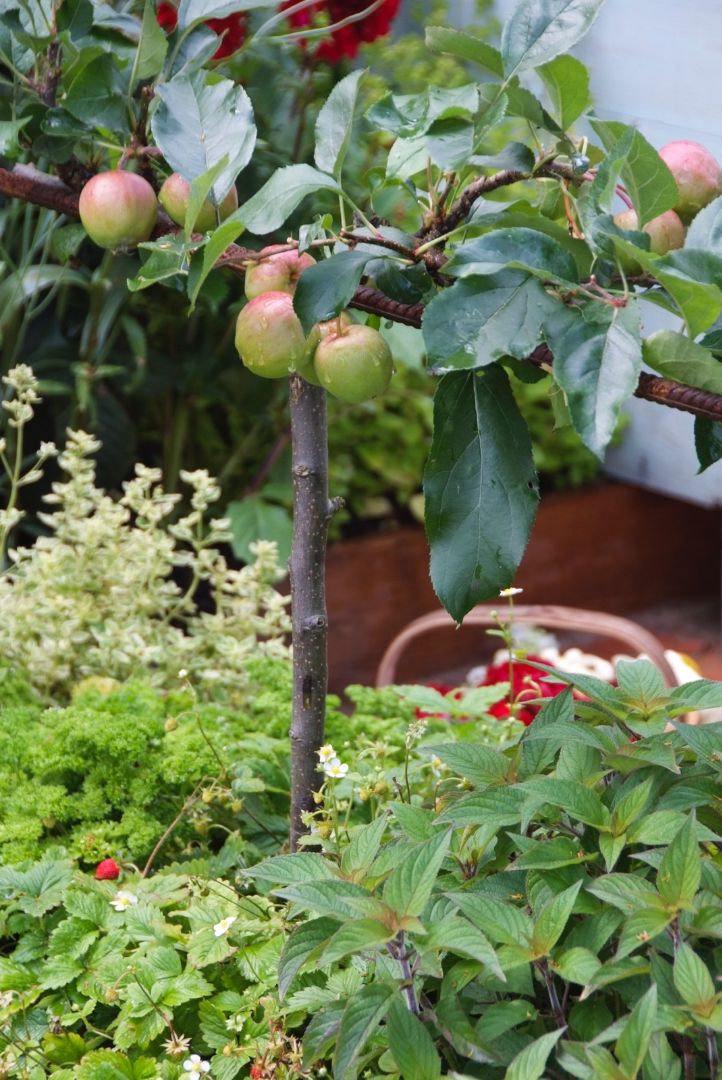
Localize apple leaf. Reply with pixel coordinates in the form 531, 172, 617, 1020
236, 165, 341, 234
425, 26, 504, 76
642, 330, 722, 394
543, 300, 642, 458
132, 0, 167, 84
537, 54, 591, 130
178, 0, 276, 30
227, 495, 292, 568
501, 0, 605, 79
685, 194, 722, 254
694, 417, 722, 473
314, 69, 365, 179
424, 367, 538, 622
444, 227, 579, 284
590, 119, 677, 225
422, 271, 558, 369
293, 250, 373, 335
152, 71, 255, 202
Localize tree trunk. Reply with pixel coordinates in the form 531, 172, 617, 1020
289, 375, 330, 850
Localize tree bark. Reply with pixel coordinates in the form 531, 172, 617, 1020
289, 375, 330, 850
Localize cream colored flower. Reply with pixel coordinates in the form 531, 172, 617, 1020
213, 915, 237, 938
110, 890, 138, 912
499, 587, 523, 597
324, 758, 348, 779
183, 1055, 211, 1080
317, 744, 336, 763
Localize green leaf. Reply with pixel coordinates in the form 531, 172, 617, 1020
437, 785, 528, 829
279, 916, 339, 999
248, 852, 339, 884
670, 680, 722, 712
387, 995, 442, 1080
642, 330, 722, 394
184, 158, 229, 239
537, 54, 590, 129
532, 881, 582, 955
0, 118, 30, 158
333, 982, 395, 1080
382, 830, 450, 918
657, 815, 701, 910
315, 69, 365, 179
616, 245, 722, 336
590, 120, 677, 225
341, 816, 388, 881
151, 71, 256, 202
616, 985, 657, 1078
64, 54, 127, 132
616, 660, 668, 709
521, 777, 610, 829
178, 0, 276, 30
423, 271, 557, 368
274, 880, 381, 920
616, 907, 672, 959
685, 194, 722, 254
293, 250, 372, 335
227, 495, 292, 568
319, 918, 394, 966
424, 367, 538, 623
236, 164, 341, 235
514, 836, 586, 870
643, 1033, 682, 1080
553, 946, 600, 984
612, 777, 654, 835
673, 942, 715, 1010
445, 228, 578, 284
694, 417, 722, 473
670, 721, 722, 770
419, 916, 505, 981
426, 743, 509, 786
303, 1001, 346, 1066
501, 0, 604, 78
425, 26, 504, 76
187, 215, 246, 307
504, 1029, 563, 1080
544, 300, 642, 458
133, 0, 167, 83
0, 858, 73, 916
76, 1050, 155, 1079
451, 893, 533, 948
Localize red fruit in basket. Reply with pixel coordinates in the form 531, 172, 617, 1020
156, 3, 247, 59
482, 655, 567, 725
95, 858, 121, 880
659, 140, 722, 222
282, 0, 401, 62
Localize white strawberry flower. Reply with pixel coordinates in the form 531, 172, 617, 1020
213, 915, 237, 938
183, 1054, 211, 1079
109, 890, 138, 912
499, 587, 523, 597
317, 744, 336, 763
324, 758, 348, 779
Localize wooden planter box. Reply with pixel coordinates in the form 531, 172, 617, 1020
325, 481, 721, 692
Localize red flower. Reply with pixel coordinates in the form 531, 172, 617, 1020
155, 3, 247, 59
480, 655, 567, 726
95, 858, 121, 880
283, 0, 401, 63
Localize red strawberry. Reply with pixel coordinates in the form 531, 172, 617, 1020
95, 858, 121, 880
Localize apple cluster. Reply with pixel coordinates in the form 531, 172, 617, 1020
613, 139, 722, 267
234, 246, 394, 404
78, 169, 238, 250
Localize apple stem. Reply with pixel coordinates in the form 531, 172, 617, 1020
289, 375, 331, 849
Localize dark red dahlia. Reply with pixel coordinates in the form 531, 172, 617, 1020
155, 3, 247, 59
95, 858, 121, 880
283, 0, 401, 63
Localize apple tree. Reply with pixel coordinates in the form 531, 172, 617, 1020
3, 0, 722, 844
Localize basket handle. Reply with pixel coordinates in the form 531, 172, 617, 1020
375, 604, 680, 688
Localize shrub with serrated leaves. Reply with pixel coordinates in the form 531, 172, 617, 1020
2, 659, 721, 1078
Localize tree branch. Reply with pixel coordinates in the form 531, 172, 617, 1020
3, 164, 722, 423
